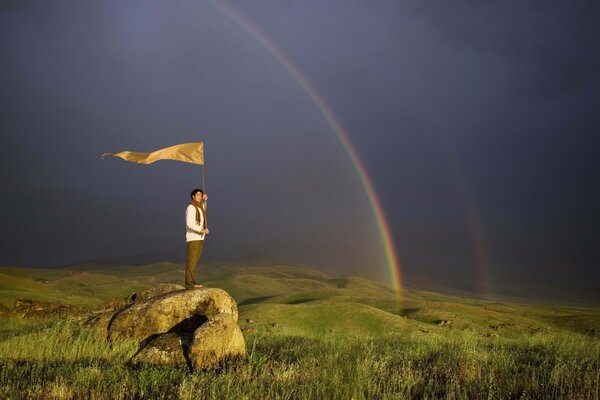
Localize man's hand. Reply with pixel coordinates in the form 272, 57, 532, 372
202, 193, 208, 201
202, 228, 210, 235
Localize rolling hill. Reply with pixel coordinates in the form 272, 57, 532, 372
1, 261, 599, 339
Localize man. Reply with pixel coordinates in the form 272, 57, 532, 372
185, 188, 209, 289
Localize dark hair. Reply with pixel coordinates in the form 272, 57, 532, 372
190, 189, 204, 198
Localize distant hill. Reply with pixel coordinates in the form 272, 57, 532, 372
1, 262, 599, 338
49, 250, 600, 307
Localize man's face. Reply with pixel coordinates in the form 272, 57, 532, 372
193, 192, 203, 202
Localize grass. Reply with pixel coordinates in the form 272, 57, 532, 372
0, 316, 598, 399
1, 263, 599, 398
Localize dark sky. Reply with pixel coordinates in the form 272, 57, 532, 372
1, 1, 599, 301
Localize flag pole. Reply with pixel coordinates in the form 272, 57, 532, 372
201, 159, 208, 229
201, 141, 206, 191
201, 164, 205, 192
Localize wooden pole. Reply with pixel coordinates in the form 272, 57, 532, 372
201, 164, 208, 229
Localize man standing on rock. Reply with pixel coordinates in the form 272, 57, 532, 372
185, 189, 209, 289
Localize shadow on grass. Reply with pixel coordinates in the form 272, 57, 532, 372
397, 307, 420, 318
286, 298, 317, 305
239, 296, 275, 306
544, 314, 600, 336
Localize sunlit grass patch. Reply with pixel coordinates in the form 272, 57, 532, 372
0, 304, 599, 399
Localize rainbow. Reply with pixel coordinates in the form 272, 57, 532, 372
213, 1, 403, 296
405, 88, 494, 299
452, 167, 494, 299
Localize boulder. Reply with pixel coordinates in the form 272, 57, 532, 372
129, 333, 189, 367
13, 298, 84, 318
101, 294, 135, 311
92, 284, 187, 334
84, 310, 116, 338
190, 313, 246, 370
0, 303, 9, 317
136, 284, 185, 302
100, 284, 185, 312
83, 286, 245, 370
108, 288, 238, 342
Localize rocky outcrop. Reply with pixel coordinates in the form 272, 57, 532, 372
91, 284, 188, 334
101, 283, 186, 311
84, 309, 116, 337
85, 286, 245, 370
130, 333, 189, 367
135, 284, 186, 302
107, 288, 238, 342
13, 299, 84, 318
189, 313, 246, 370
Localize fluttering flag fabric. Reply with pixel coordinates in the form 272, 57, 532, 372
102, 142, 204, 165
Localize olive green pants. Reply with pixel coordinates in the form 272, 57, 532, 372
185, 240, 204, 288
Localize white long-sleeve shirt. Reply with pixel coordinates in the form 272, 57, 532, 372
185, 203, 206, 242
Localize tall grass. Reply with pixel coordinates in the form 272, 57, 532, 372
0, 317, 598, 399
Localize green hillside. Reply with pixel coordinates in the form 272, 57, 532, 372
1, 262, 599, 340
0, 264, 183, 310
1, 262, 599, 398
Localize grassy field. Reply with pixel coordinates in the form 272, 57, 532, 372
0, 263, 599, 398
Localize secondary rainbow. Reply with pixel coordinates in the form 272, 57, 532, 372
400, 86, 494, 298
213, 1, 403, 295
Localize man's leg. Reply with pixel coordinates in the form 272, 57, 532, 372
185, 240, 204, 288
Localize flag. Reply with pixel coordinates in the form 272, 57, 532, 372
102, 142, 204, 165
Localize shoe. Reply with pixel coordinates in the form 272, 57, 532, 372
186, 283, 203, 289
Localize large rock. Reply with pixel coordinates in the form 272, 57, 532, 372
100, 284, 186, 312
135, 284, 186, 302
190, 313, 246, 370
129, 333, 190, 367
88, 284, 187, 337
84, 310, 115, 338
13, 299, 84, 318
83, 286, 245, 370
108, 288, 238, 341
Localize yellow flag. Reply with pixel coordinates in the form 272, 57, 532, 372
102, 142, 204, 165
